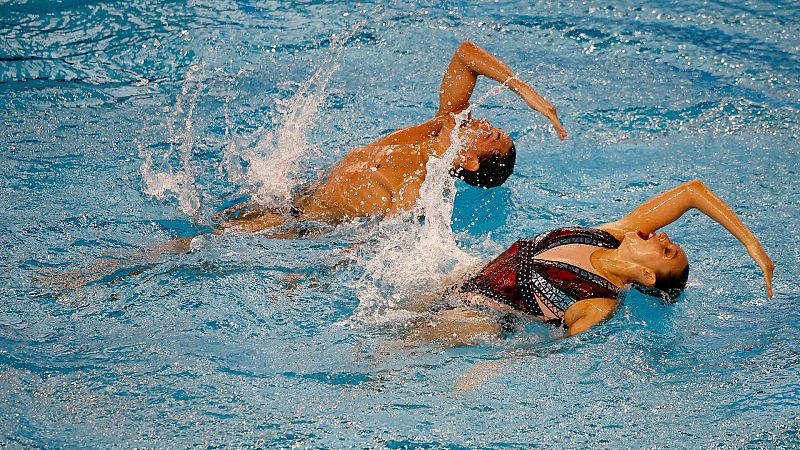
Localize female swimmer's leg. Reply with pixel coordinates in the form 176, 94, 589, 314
405, 307, 505, 347
365, 308, 505, 367
453, 359, 510, 393
402, 307, 511, 393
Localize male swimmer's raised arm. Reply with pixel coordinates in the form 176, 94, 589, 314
563, 298, 619, 336
601, 179, 775, 297
437, 41, 567, 140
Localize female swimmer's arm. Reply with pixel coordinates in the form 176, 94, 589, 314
436, 41, 567, 140
563, 298, 619, 336
601, 179, 775, 297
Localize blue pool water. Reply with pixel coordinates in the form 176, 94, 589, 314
2, 0, 799, 447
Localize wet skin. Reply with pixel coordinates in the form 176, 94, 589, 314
294, 115, 516, 221
550, 180, 772, 336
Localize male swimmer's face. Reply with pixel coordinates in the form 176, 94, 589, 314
622, 230, 689, 285
452, 118, 514, 171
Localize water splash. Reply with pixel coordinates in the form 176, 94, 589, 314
351, 83, 515, 322
223, 13, 383, 207
140, 63, 205, 218
225, 56, 341, 206
140, 51, 333, 218
141, 10, 383, 218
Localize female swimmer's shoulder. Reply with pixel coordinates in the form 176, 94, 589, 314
594, 222, 627, 241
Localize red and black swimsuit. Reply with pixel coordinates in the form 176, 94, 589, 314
459, 227, 621, 327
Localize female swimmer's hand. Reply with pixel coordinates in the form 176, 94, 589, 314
552, 119, 568, 141
745, 242, 774, 298
752, 246, 775, 298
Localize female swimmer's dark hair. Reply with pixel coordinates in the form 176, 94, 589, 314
655, 262, 690, 299
449, 144, 516, 188
635, 262, 690, 302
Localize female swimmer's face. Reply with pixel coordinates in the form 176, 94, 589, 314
450, 118, 513, 171
620, 230, 689, 284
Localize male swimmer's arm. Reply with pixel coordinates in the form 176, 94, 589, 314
602, 179, 775, 297
563, 298, 619, 336
437, 41, 567, 140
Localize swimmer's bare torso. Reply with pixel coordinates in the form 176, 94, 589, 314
295, 118, 450, 221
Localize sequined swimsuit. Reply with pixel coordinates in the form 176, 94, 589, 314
459, 227, 621, 327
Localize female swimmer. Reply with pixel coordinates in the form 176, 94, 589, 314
409, 179, 775, 343
217, 41, 566, 232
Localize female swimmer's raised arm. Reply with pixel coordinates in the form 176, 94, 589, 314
600, 179, 775, 297
437, 41, 567, 139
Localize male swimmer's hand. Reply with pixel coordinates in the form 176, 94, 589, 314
541, 105, 566, 140
762, 258, 775, 298
541, 107, 567, 140
514, 83, 567, 140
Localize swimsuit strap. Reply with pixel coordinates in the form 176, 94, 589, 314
520, 260, 620, 319
524, 226, 621, 255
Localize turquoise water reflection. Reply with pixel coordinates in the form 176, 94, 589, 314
1, 1, 798, 447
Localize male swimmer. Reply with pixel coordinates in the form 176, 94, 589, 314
43, 41, 567, 289
216, 41, 566, 233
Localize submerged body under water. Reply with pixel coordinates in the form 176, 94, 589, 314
2, 0, 799, 447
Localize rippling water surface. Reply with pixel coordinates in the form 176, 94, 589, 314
1, 0, 799, 447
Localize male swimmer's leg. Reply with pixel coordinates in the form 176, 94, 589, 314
148, 209, 291, 259
36, 234, 201, 290
34, 240, 188, 290
218, 211, 287, 233
38, 206, 297, 291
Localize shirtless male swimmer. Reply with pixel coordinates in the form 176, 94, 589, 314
216, 41, 567, 233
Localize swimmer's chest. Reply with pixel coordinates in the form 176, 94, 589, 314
534, 243, 603, 277
338, 144, 430, 201
313, 142, 434, 216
